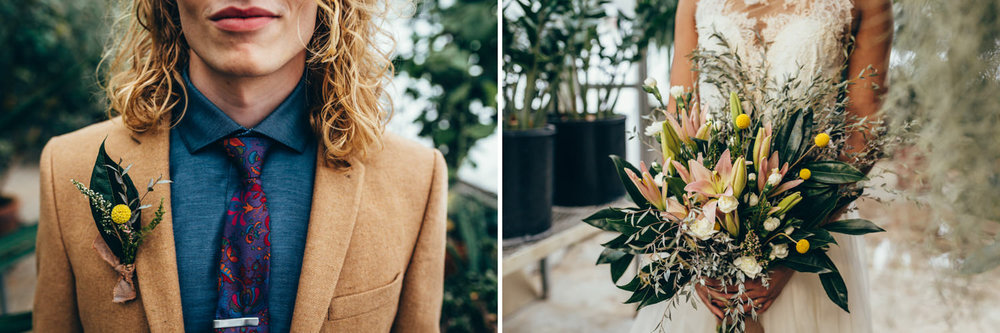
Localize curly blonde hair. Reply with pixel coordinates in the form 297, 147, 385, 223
101, 0, 394, 169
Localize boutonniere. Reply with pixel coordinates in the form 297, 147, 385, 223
70, 139, 170, 303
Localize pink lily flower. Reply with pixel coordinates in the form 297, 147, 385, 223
665, 100, 710, 145
679, 150, 736, 199
624, 161, 667, 211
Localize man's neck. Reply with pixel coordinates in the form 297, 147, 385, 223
187, 51, 306, 128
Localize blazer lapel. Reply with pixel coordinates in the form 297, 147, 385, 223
128, 125, 185, 332
289, 150, 366, 332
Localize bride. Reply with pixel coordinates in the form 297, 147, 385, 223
631, 0, 892, 332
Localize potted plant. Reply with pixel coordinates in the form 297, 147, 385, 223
546, 0, 647, 206
501, 0, 570, 238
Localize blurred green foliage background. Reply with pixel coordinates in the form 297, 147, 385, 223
0, 0, 108, 189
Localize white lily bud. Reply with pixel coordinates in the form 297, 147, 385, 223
670, 85, 685, 98
644, 77, 658, 88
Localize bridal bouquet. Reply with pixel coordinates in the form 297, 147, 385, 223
585, 55, 886, 331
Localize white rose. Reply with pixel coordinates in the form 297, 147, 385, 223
770, 243, 789, 260
766, 170, 782, 187
644, 77, 658, 88
748, 193, 759, 206
763, 217, 780, 231
670, 85, 685, 98
687, 216, 718, 240
654, 173, 666, 188
748, 173, 756, 181
718, 195, 739, 214
733, 256, 763, 279
784, 226, 795, 235
645, 120, 664, 137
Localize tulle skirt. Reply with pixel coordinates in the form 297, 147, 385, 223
630, 232, 873, 333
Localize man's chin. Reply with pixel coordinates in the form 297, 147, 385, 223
211, 61, 281, 78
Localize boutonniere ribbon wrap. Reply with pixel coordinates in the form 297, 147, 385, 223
70, 139, 170, 303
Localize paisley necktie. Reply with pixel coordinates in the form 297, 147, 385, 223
215, 136, 273, 332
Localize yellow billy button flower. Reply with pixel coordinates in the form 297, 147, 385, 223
111, 204, 132, 224
799, 168, 811, 180
814, 133, 831, 148
796, 239, 810, 254
735, 114, 751, 129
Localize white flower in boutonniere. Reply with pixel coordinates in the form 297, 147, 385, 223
770, 243, 789, 260
70, 139, 171, 303
733, 256, 763, 279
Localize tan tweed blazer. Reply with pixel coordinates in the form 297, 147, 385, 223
33, 118, 446, 332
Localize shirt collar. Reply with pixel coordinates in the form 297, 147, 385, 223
175, 68, 311, 154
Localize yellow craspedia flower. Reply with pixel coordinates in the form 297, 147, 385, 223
111, 204, 131, 225
735, 114, 751, 129
796, 239, 810, 254
814, 133, 830, 147
799, 168, 811, 180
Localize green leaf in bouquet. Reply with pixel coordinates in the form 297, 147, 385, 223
831, 188, 863, 217
583, 208, 628, 232
611, 252, 634, 283
665, 176, 687, 198
611, 155, 650, 209
806, 227, 838, 249
817, 253, 849, 312
601, 233, 631, 249
802, 161, 866, 184
822, 219, 886, 235
596, 247, 634, 283
617, 274, 640, 292
775, 109, 802, 164
792, 187, 837, 229
596, 247, 629, 265
820, 272, 849, 313
780, 251, 834, 274
793, 111, 814, 162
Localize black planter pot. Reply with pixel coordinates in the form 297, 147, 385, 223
502, 125, 555, 239
550, 115, 626, 206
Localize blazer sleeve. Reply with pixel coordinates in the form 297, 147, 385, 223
391, 149, 447, 332
33, 138, 84, 332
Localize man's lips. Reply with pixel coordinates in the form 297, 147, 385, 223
209, 7, 279, 32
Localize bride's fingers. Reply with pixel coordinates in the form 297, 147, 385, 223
696, 287, 726, 319
758, 297, 775, 313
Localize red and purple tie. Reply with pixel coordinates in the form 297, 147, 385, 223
215, 136, 272, 332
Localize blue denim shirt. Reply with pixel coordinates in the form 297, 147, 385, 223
170, 69, 316, 332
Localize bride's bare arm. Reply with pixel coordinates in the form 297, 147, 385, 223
668, 0, 699, 114
844, 0, 893, 160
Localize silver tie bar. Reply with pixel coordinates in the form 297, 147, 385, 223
213, 317, 260, 329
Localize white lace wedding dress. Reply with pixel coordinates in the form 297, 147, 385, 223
631, 0, 873, 332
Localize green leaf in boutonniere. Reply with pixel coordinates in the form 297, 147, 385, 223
69, 138, 171, 303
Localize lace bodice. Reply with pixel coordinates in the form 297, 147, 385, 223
694, 0, 854, 119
